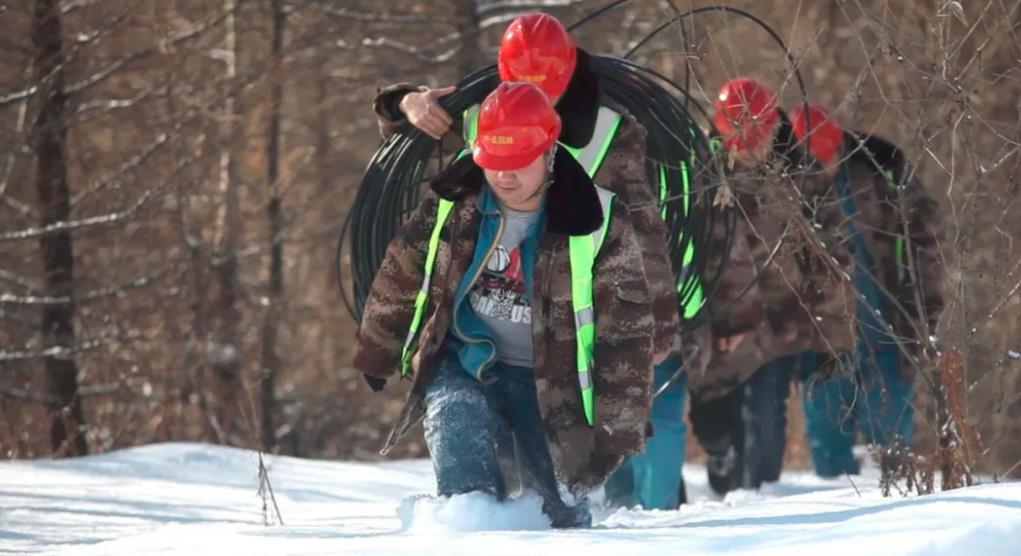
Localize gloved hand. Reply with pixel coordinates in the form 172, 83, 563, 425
362, 374, 387, 392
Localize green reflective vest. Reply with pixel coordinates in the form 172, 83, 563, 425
401, 186, 616, 427
660, 142, 705, 319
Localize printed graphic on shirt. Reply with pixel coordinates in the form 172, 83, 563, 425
469, 245, 531, 324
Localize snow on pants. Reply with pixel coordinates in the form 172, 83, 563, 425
423, 350, 585, 524
802, 348, 915, 477
604, 354, 686, 509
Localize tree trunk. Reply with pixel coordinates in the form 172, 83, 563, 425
260, 0, 286, 453
31, 0, 87, 457
212, 0, 244, 444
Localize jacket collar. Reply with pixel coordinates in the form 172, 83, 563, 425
844, 131, 906, 183
429, 147, 603, 236
554, 48, 602, 149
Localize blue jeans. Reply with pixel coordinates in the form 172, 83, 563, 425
604, 355, 686, 509
802, 348, 914, 476
740, 348, 915, 480
423, 351, 590, 527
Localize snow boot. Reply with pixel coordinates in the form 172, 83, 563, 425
543, 498, 592, 529
704, 438, 740, 496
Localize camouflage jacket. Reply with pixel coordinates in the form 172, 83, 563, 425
688, 147, 858, 402
842, 132, 944, 372
353, 148, 656, 494
371, 49, 682, 361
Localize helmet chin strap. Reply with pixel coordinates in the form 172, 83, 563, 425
526, 143, 559, 201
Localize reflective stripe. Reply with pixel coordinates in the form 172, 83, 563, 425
402, 271, 433, 352
562, 107, 623, 177
402, 329, 417, 352
577, 370, 593, 390
575, 307, 595, 329
401, 200, 454, 375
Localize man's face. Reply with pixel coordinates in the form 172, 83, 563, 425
483, 152, 548, 210
730, 133, 774, 170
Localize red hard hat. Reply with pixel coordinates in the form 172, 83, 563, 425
713, 77, 780, 152
472, 81, 562, 171
790, 103, 844, 166
498, 13, 577, 100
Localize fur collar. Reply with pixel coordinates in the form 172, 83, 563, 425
554, 48, 602, 149
428, 147, 603, 236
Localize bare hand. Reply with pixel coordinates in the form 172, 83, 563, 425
716, 333, 747, 353
399, 86, 456, 140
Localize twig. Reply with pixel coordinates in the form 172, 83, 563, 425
844, 472, 862, 497
257, 451, 285, 526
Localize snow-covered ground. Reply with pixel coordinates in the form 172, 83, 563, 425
2, 443, 1020, 555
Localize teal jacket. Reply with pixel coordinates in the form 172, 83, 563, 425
448, 185, 542, 380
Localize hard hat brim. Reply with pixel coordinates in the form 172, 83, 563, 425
472, 138, 554, 171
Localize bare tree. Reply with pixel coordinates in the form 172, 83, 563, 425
30, 0, 87, 457
210, 0, 246, 443
260, 0, 286, 452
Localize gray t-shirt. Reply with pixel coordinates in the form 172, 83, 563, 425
468, 205, 541, 368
